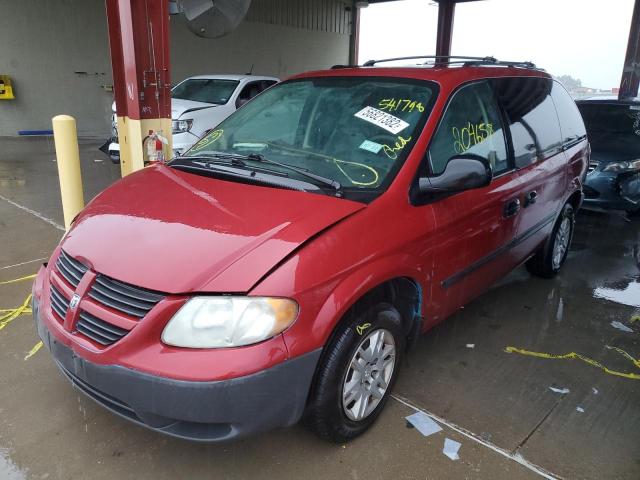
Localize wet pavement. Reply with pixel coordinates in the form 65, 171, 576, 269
1, 137, 639, 479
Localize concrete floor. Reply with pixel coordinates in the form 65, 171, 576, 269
1, 137, 639, 479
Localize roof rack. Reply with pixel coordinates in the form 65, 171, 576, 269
361, 55, 538, 69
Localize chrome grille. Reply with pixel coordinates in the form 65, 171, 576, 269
56, 250, 88, 287
49, 251, 165, 347
88, 275, 164, 319
50, 285, 69, 321
76, 311, 129, 346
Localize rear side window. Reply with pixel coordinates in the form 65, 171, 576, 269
428, 81, 508, 175
494, 77, 562, 168
550, 81, 587, 144
261, 80, 278, 90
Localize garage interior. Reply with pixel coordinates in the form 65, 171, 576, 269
1, 1, 639, 479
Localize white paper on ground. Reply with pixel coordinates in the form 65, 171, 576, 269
549, 386, 570, 394
466, 344, 475, 349
405, 411, 442, 437
592, 387, 599, 394
443, 438, 461, 460
610, 321, 634, 333
576, 406, 585, 413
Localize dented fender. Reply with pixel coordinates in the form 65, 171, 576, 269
252, 250, 426, 360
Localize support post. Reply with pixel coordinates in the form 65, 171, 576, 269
619, 0, 640, 100
435, 0, 455, 59
105, 0, 172, 177
52, 115, 84, 230
349, 1, 361, 65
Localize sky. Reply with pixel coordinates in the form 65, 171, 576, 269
358, 0, 634, 90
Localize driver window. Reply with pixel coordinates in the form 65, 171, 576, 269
236, 82, 262, 108
428, 81, 508, 175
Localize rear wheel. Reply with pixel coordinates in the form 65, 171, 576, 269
526, 203, 575, 278
304, 303, 405, 443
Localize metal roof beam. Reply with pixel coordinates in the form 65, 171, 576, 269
619, 0, 640, 99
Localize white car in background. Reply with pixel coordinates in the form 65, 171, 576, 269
107, 74, 279, 161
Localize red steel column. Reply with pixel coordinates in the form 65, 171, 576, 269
105, 0, 171, 175
349, 1, 361, 65
435, 0, 455, 59
619, 0, 640, 99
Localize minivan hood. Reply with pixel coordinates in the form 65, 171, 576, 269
62, 165, 364, 294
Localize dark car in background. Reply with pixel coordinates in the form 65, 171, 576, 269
577, 97, 640, 215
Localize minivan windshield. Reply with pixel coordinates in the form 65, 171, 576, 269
171, 78, 239, 104
178, 77, 436, 201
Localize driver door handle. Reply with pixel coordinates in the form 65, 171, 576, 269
503, 198, 521, 218
524, 190, 538, 207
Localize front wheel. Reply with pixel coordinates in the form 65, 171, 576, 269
526, 203, 575, 278
304, 303, 405, 442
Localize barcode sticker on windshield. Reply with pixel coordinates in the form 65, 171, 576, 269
359, 139, 383, 154
354, 106, 409, 134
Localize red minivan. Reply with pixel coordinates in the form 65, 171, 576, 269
32, 56, 588, 442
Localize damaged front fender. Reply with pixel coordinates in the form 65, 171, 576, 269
619, 172, 640, 205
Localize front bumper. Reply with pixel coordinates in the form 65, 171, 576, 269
34, 297, 321, 442
172, 131, 200, 156
107, 141, 119, 161
583, 170, 640, 212
105, 133, 195, 161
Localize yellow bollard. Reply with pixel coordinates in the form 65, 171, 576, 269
52, 115, 85, 230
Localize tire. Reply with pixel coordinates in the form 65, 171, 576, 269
526, 203, 575, 278
304, 302, 405, 443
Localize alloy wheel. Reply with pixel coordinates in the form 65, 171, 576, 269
552, 216, 571, 270
342, 328, 396, 422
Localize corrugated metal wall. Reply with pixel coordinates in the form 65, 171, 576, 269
246, 0, 354, 34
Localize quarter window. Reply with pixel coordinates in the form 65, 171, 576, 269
494, 77, 563, 168
550, 81, 587, 144
428, 81, 508, 175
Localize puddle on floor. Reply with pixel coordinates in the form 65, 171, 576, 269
0, 448, 27, 480
593, 280, 640, 308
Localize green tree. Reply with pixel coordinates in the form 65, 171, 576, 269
555, 75, 583, 90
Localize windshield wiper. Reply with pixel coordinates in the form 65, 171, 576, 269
173, 153, 248, 168
242, 153, 341, 191
174, 151, 341, 192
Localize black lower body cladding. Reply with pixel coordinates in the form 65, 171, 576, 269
34, 299, 321, 442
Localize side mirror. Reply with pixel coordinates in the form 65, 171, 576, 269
419, 154, 492, 194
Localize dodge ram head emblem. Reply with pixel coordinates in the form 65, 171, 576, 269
69, 294, 81, 310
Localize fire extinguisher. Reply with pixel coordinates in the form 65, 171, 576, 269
144, 130, 165, 163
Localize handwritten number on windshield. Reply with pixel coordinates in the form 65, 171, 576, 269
452, 122, 493, 154
378, 99, 425, 113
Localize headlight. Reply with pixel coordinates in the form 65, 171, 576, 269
161, 296, 298, 348
603, 159, 640, 172
172, 119, 193, 134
